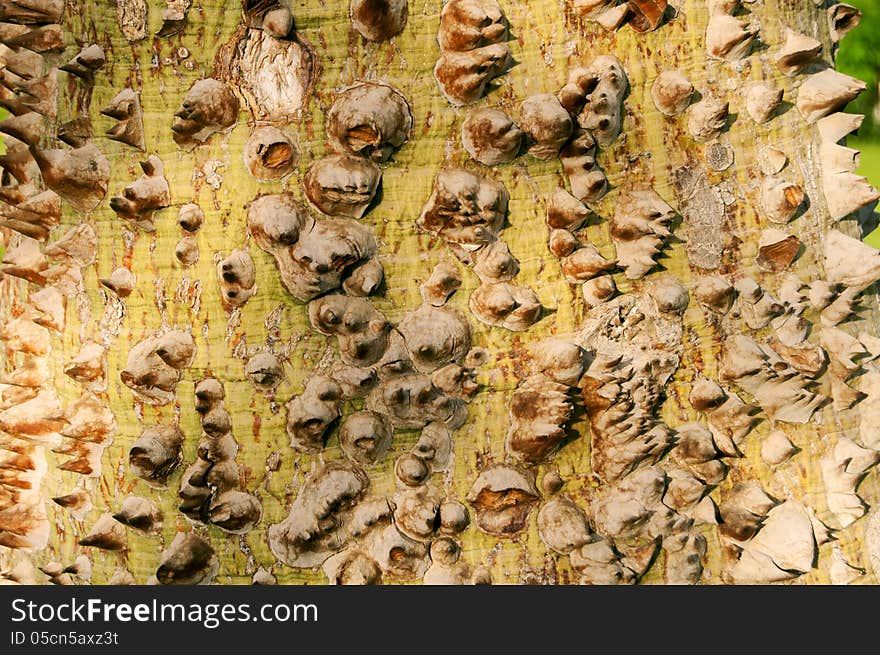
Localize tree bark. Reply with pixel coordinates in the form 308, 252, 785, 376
2, 0, 880, 585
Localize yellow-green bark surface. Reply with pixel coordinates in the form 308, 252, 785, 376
2, 0, 879, 584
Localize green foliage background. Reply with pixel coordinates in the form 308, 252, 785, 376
835, 0, 880, 247
836, 0, 880, 137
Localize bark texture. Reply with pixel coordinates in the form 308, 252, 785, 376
2, 0, 880, 585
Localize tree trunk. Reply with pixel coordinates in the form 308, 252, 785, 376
2, 0, 880, 585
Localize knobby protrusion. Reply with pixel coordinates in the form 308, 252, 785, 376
101, 88, 146, 150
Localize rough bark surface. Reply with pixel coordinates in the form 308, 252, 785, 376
2, 0, 880, 585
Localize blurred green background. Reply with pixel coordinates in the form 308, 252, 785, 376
836, 0, 880, 247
